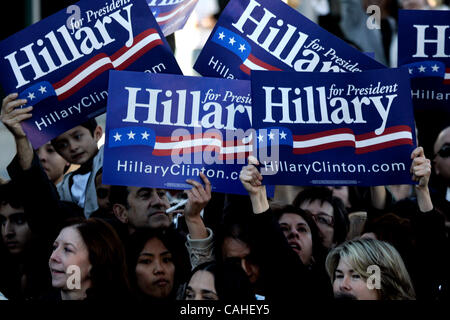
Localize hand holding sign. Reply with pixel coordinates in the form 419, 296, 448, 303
184, 172, 211, 240
410, 146, 433, 213
1, 93, 32, 139
410, 147, 431, 189
239, 156, 268, 214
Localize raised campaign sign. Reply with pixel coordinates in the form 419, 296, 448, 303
148, 0, 199, 36
0, 0, 181, 148
194, 0, 385, 80
252, 68, 417, 186
397, 9, 450, 156
102, 70, 256, 194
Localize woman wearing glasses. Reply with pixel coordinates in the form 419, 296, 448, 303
293, 187, 349, 250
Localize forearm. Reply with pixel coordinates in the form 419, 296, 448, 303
185, 215, 208, 240
15, 136, 33, 171
370, 186, 387, 210
415, 186, 433, 213
250, 189, 269, 214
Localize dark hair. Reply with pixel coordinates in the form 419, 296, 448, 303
60, 218, 132, 300
109, 185, 130, 209
185, 261, 255, 301
0, 180, 24, 210
50, 119, 98, 148
293, 187, 349, 245
80, 119, 98, 137
128, 227, 190, 299
273, 205, 328, 264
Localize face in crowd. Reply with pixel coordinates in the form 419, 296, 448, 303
135, 237, 175, 299
278, 213, 313, 266
0, 203, 32, 256
36, 142, 69, 185
433, 127, 450, 184
185, 270, 219, 301
299, 199, 335, 249
49, 226, 92, 294
332, 256, 378, 300
52, 125, 102, 165
114, 187, 171, 232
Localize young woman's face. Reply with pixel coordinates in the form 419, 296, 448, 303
185, 270, 219, 301
135, 237, 175, 299
49, 226, 91, 290
333, 256, 379, 300
278, 213, 313, 265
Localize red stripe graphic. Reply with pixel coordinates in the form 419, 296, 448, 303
292, 126, 413, 154
53, 29, 161, 101
444, 68, 450, 84
152, 132, 253, 159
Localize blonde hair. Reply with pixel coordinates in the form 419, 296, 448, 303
325, 238, 416, 300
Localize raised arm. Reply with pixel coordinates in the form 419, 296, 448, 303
1, 93, 34, 170
239, 155, 269, 214
410, 146, 433, 212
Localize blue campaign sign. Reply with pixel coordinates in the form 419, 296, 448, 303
251, 68, 417, 186
398, 10, 450, 111
0, 0, 182, 148
148, 0, 199, 36
397, 10, 450, 158
194, 0, 385, 80
102, 70, 256, 195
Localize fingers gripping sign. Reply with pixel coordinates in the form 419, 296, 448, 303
410, 146, 431, 189
184, 172, 212, 220
240, 156, 269, 214
183, 172, 212, 240
1, 93, 33, 139
239, 155, 265, 196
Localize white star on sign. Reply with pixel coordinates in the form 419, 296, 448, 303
408, 68, 413, 74
418, 65, 426, 72
127, 131, 135, 140
229, 37, 236, 45
113, 132, 121, 141
431, 64, 439, 72
258, 134, 264, 142
280, 131, 287, 139
38, 86, 47, 94
218, 32, 225, 40
238, 44, 246, 52
141, 131, 150, 140
27, 92, 35, 100
268, 132, 275, 140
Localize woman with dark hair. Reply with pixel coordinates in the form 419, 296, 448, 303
183, 260, 255, 301
128, 227, 190, 301
293, 187, 349, 249
48, 218, 132, 300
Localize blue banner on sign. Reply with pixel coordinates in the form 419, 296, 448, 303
103, 70, 267, 195
0, 0, 182, 148
397, 9, 450, 159
148, 0, 199, 36
194, 0, 385, 80
251, 68, 417, 186
398, 10, 450, 111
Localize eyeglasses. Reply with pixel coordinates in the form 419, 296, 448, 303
312, 213, 334, 227
434, 144, 450, 159
96, 188, 110, 199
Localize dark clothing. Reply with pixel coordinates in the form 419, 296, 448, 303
248, 208, 333, 302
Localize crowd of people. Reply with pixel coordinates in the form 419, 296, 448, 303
0, 0, 449, 304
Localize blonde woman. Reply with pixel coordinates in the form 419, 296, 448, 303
325, 238, 416, 300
